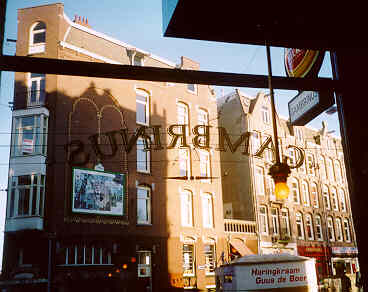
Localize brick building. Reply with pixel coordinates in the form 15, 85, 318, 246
1, 3, 229, 291
217, 89, 359, 283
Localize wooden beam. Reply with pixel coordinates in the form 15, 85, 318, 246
0, 55, 339, 91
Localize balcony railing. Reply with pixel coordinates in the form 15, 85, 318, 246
224, 219, 257, 234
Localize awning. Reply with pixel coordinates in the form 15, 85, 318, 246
230, 239, 254, 256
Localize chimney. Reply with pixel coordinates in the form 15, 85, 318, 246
73, 14, 91, 28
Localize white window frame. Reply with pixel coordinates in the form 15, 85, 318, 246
343, 219, 351, 242
204, 243, 216, 275
281, 209, 290, 236
197, 108, 209, 146
12, 114, 49, 157
291, 178, 300, 204
295, 127, 303, 142
202, 193, 214, 228
318, 155, 327, 180
183, 243, 195, 276
28, 73, 46, 107
334, 160, 343, 184
61, 244, 112, 266
259, 205, 268, 235
180, 190, 193, 227
199, 150, 211, 182
179, 148, 190, 178
327, 216, 335, 242
288, 147, 297, 167
315, 215, 323, 241
251, 132, 261, 155
322, 185, 331, 210
136, 89, 150, 126
296, 212, 305, 240
7, 174, 45, 218
339, 189, 347, 212
133, 54, 144, 66
261, 106, 270, 124
336, 218, 343, 242
29, 22, 46, 54
306, 154, 315, 176
137, 186, 151, 225
271, 208, 279, 235
266, 176, 275, 201
305, 214, 314, 240
136, 137, 150, 173
254, 166, 265, 196
301, 181, 310, 206
177, 101, 189, 137
331, 187, 339, 211
311, 183, 319, 208
327, 158, 335, 182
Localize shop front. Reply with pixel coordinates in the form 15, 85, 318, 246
297, 245, 330, 282
331, 247, 359, 283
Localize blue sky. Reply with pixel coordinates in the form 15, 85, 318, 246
0, 0, 340, 270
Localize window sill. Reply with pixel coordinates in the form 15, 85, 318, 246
136, 121, 150, 127
183, 274, 195, 278
137, 170, 151, 175
205, 273, 215, 277
137, 223, 152, 226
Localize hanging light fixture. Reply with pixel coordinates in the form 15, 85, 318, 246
266, 44, 291, 200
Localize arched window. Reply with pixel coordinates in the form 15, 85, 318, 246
336, 218, 343, 242
306, 154, 315, 175
301, 181, 310, 206
327, 158, 335, 181
343, 218, 351, 242
331, 187, 339, 211
290, 178, 300, 204
296, 212, 304, 239
197, 108, 209, 146
315, 215, 323, 241
259, 205, 268, 235
311, 182, 319, 208
327, 216, 335, 242
322, 185, 330, 210
180, 190, 193, 227
334, 160, 343, 184
318, 155, 327, 180
339, 189, 347, 212
177, 101, 189, 136
29, 22, 46, 54
201, 193, 213, 228
305, 214, 314, 240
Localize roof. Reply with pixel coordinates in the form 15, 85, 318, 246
231, 253, 312, 265
162, 1, 368, 50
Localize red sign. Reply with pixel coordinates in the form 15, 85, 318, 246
284, 49, 324, 78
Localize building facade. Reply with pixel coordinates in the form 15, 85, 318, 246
1, 3, 228, 291
217, 89, 359, 283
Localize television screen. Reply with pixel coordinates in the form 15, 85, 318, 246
72, 167, 125, 216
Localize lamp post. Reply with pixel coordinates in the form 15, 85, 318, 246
265, 45, 291, 200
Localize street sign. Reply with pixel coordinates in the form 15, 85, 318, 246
288, 91, 334, 126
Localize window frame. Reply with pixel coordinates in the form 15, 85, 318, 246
339, 189, 347, 212
177, 101, 190, 137
301, 180, 310, 206
295, 212, 305, 240
330, 187, 339, 211
136, 89, 150, 126
270, 208, 279, 235
343, 218, 351, 242
199, 150, 211, 182
179, 148, 191, 178
322, 185, 331, 210
259, 205, 268, 235
11, 113, 49, 157
290, 178, 300, 204
281, 208, 290, 236
7, 174, 45, 218
254, 166, 265, 196
136, 137, 151, 173
29, 22, 46, 54
305, 214, 314, 241
28, 73, 46, 107
315, 215, 323, 241
204, 243, 216, 275
183, 243, 195, 276
261, 106, 270, 124
137, 186, 151, 225
311, 182, 319, 208
336, 218, 343, 242
327, 216, 335, 242
201, 192, 214, 228
180, 190, 193, 227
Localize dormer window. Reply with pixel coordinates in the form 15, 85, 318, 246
134, 54, 144, 66
29, 22, 46, 54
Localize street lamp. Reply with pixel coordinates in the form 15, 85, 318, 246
265, 45, 291, 200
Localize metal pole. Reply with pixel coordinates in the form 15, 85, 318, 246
266, 45, 280, 164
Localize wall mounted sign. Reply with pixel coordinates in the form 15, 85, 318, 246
72, 167, 126, 216
288, 90, 334, 126
331, 247, 358, 255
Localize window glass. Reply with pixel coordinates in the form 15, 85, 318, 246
29, 73, 46, 106
137, 187, 151, 224
271, 208, 279, 235
311, 183, 319, 208
343, 219, 351, 242
199, 151, 210, 180
261, 106, 270, 124
301, 181, 310, 206
202, 193, 213, 228
183, 244, 195, 276
315, 215, 323, 241
254, 166, 265, 195
281, 209, 290, 236
136, 91, 149, 125
179, 149, 190, 177
323, 185, 330, 210
336, 218, 343, 242
339, 189, 347, 212
318, 156, 327, 180
331, 187, 339, 211
259, 206, 268, 235
204, 244, 215, 275
137, 138, 150, 173
305, 214, 314, 240
180, 190, 193, 227
327, 217, 335, 241
291, 179, 300, 204
296, 212, 304, 239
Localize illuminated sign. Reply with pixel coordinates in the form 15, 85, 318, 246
284, 49, 324, 78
